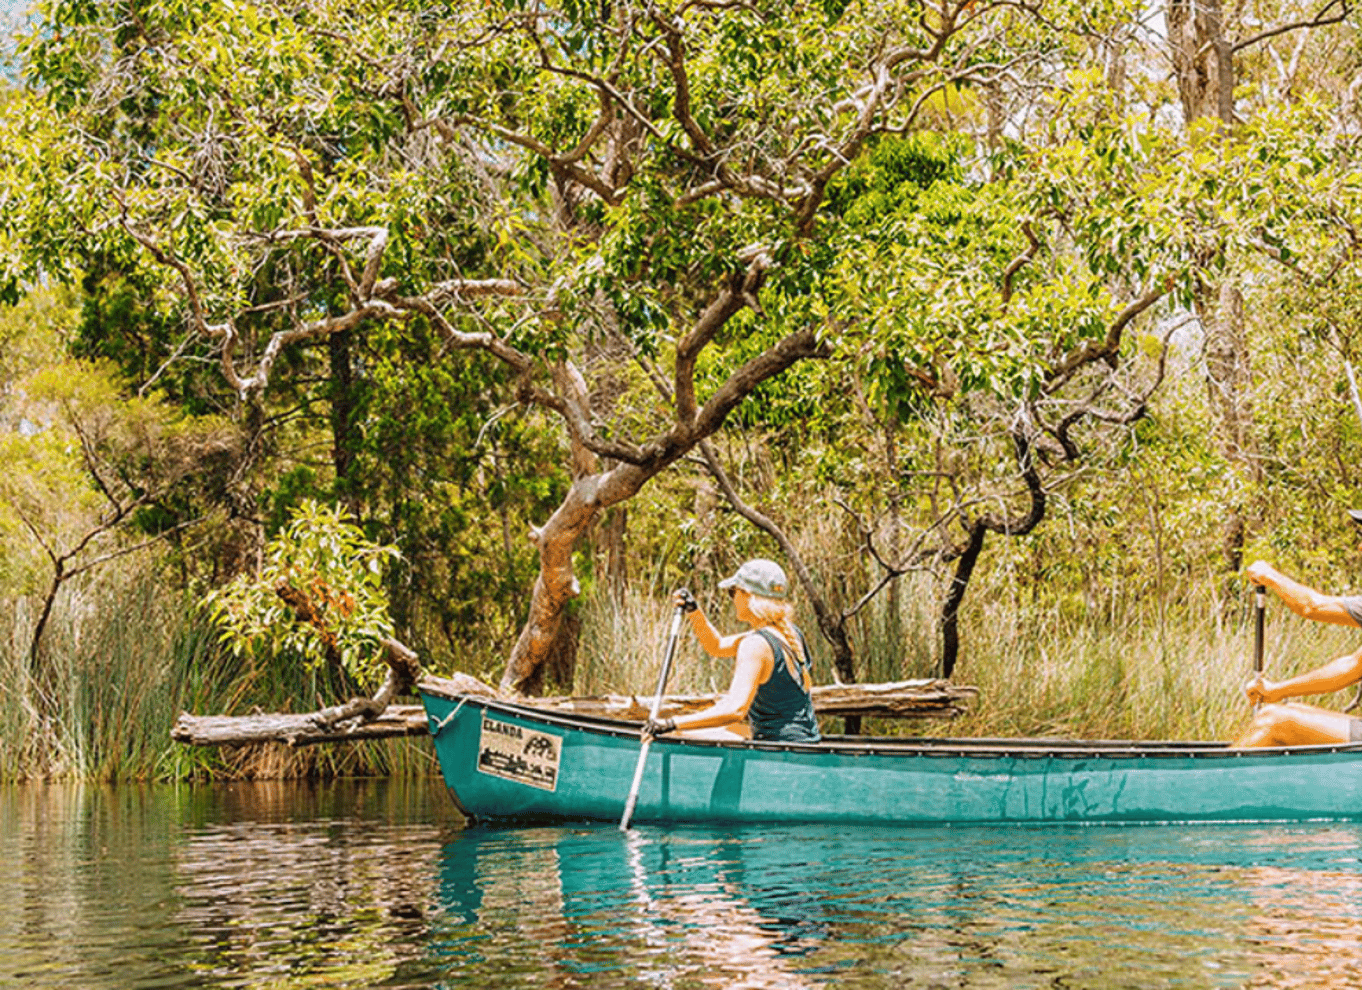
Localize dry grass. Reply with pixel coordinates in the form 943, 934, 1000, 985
948, 569, 1362, 742
9, 545, 1360, 782
574, 569, 1362, 743
0, 562, 434, 781
576, 587, 737, 698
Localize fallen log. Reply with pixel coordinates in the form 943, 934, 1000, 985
516, 679, 976, 722
172, 673, 973, 747
170, 670, 495, 747
170, 705, 432, 747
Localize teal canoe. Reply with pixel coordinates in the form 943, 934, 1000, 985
420, 687, 1362, 826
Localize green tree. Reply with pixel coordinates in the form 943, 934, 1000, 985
0, 358, 230, 709
5, 0, 1102, 694
206, 500, 401, 689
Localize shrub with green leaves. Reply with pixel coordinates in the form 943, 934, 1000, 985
206, 501, 400, 691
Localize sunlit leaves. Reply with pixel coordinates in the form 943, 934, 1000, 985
205, 500, 401, 688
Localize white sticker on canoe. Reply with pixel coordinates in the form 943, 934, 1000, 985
477, 716, 561, 792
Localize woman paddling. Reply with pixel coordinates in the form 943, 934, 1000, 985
643, 558, 821, 743
1230, 510, 1362, 747
1231, 554, 1362, 748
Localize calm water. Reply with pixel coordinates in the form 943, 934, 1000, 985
2, 779, 1361, 989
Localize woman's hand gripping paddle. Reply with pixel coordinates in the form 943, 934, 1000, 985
1252, 584, 1266, 713
620, 589, 696, 831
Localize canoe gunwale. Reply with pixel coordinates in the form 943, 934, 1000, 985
420, 687, 1362, 762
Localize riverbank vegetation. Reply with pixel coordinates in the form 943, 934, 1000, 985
4, 0, 1362, 779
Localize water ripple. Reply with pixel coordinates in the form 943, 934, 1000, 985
3, 782, 1362, 988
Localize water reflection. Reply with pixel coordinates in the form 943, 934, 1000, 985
429, 822, 1362, 989
4, 780, 1362, 988
0, 779, 455, 990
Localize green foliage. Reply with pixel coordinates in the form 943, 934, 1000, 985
206, 501, 400, 689
0, 351, 233, 605
0, 282, 76, 392
4, 0, 1362, 773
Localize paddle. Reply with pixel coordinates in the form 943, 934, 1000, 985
619, 589, 694, 831
1253, 584, 1266, 712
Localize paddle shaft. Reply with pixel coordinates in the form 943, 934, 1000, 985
620, 605, 686, 831
1253, 584, 1266, 712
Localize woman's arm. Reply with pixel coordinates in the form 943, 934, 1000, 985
1246, 561, 1360, 627
1249, 647, 1362, 704
673, 635, 773, 732
684, 605, 745, 658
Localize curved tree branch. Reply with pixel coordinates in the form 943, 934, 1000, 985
1233, 0, 1348, 52
1043, 281, 1169, 393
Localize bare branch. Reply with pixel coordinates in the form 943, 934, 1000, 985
63, 516, 202, 582
1001, 221, 1040, 306
674, 281, 747, 424
64, 406, 122, 513
427, 278, 524, 302
389, 293, 531, 372
1233, 0, 1349, 52
693, 325, 833, 437
518, 372, 649, 466
652, 14, 716, 158
978, 425, 1046, 536
442, 114, 624, 205
7, 502, 59, 565
674, 250, 777, 421
559, 90, 617, 165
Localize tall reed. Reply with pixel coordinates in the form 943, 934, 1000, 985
576, 587, 737, 697
573, 565, 1360, 743
7, 545, 1352, 782
0, 562, 434, 781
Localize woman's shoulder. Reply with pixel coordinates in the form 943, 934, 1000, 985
738, 628, 781, 657
745, 626, 797, 656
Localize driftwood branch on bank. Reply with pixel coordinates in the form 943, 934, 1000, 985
171, 667, 976, 748
525, 679, 977, 723
170, 706, 433, 747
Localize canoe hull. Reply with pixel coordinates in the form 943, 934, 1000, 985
420, 691, 1362, 825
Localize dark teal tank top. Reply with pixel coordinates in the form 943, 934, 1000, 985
747, 627, 821, 743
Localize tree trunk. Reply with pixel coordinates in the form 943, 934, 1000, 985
499, 320, 830, 695
1168, 0, 1258, 572
327, 326, 360, 515
501, 463, 653, 695
1201, 279, 1260, 571
941, 523, 986, 680
600, 505, 629, 602
500, 481, 599, 695
939, 429, 1047, 680
1168, 0, 1234, 125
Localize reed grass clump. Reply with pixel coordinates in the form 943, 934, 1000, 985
8, 539, 1358, 783
574, 566, 1359, 744
0, 562, 434, 781
947, 568, 1362, 741
576, 587, 736, 697
0, 569, 197, 781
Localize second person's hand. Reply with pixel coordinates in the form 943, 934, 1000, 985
1245, 675, 1279, 706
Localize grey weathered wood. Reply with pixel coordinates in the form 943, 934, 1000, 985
171, 670, 496, 748
522, 679, 975, 722
172, 673, 973, 747
170, 707, 431, 747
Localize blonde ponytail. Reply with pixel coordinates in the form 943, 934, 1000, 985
744, 594, 810, 687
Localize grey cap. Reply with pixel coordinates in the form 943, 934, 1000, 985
1351, 510, 1362, 526
718, 558, 790, 600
